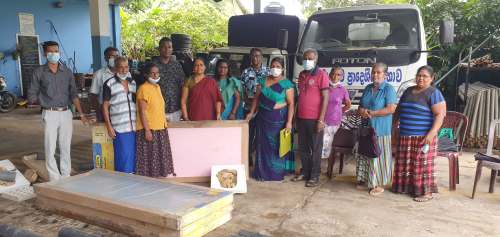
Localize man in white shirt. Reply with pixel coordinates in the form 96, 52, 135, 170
90, 47, 119, 121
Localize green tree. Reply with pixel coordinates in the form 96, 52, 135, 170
121, 0, 230, 60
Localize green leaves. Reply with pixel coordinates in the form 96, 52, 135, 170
121, 0, 229, 60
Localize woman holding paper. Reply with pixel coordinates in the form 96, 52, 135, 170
246, 57, 295, 181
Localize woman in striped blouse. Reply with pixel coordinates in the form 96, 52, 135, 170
392, 65, 446, 202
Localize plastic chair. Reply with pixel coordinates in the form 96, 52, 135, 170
471, 119, 500, 199
437, 111, 469, 191
326, 110, 360, 179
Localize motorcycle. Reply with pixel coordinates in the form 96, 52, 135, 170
0, 75, 16, 112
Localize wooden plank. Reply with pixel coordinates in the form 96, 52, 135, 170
181, 208, 232, 237
37, 195, 233, 237
168, 120, 248, 128
34, 169, 233, 230
35, 184, 175, 228
241, 123, 249, 179
22, 153, 49, 182
36, 195, 173, 237
160, 176, 210, 183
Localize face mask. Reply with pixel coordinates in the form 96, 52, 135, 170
47, 52, 60, 63
148, 77, 160, 84
303, 60, 315, 71
108, 57, 115, 68
117, 72, 131, 81
330, 81, 341, 87
270, 68, 282, 77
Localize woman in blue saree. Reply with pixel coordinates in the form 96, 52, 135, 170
246, 57, 295, 181
215, 59, 244, 120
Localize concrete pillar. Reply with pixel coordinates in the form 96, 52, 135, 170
89, 0, 112, 71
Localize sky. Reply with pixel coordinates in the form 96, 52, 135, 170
241, 0, 305, 18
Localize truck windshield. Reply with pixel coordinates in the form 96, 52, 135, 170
299, 9, 420, 52
207, 53, 269, 78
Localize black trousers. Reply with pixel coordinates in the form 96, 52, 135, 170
297, 118, 324, 180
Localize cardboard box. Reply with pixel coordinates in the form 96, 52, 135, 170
92, 125, 114, 170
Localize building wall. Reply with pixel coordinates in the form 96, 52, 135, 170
0, 0, 117, 96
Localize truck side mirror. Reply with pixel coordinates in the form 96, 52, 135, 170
277, 29, 288, 50
440, 18, 454, 46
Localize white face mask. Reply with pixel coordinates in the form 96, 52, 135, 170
302, 60, 315, 71
108, 57, 115, 68
47, 52, 60, 63
148, 77, 160, 84
330, 81, 341, 87
117, 72, 131, 81
270, 68, 282, 77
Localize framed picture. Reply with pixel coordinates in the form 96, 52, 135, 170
210, 165, 247, 194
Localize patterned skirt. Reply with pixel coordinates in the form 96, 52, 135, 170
136, 129, 176, 177
356, 136, 393, 189
392, 136, 438, 196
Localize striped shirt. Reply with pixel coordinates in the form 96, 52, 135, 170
398, 86, 445, 136
103, 76, 137, 133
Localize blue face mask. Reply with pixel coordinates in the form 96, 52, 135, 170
47, 52, 60, 63
302, 60, 315, 71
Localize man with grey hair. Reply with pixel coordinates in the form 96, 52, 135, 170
292, 48, 329, 187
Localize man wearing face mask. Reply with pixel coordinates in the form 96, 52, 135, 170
292, 48, 330, 187
154, 37, 185, 122
28, 41, 89, 181
90, 47, 119, 122
102, 56, 137, 173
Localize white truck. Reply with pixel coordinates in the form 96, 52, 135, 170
295, 4, 435, 103
208, 13, 305, 79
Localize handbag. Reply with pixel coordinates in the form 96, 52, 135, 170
357, 126, 381, 158
332, 127, 355, 148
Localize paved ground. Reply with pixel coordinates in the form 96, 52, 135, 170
1, 108, 500, 237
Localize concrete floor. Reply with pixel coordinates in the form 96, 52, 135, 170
1, 108, 500, 237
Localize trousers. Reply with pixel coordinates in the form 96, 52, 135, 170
42, 110, 73, 181
297, 119, 324, 180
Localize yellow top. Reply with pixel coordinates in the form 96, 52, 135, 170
136, 82, 167, 130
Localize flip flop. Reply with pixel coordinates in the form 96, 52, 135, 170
413, 195, 433, 202
369, 187, 384, 196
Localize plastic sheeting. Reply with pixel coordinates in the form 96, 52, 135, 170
49, 169, 232, 215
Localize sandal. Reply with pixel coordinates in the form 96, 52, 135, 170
369, 187, 384, 196
413, 195, 433, 202
291, 175, 307, 182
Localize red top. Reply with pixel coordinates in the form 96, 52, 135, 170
185, 76, 223, 121
297, 68, 330, 120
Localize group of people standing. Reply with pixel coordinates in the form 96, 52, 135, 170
91, 37, 249, 177
28, 37, 446, 202
239, 47, 446, 203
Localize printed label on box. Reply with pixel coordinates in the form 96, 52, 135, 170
92, 125, 114, 170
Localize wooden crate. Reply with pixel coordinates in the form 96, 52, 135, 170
34, 169, 233, 237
